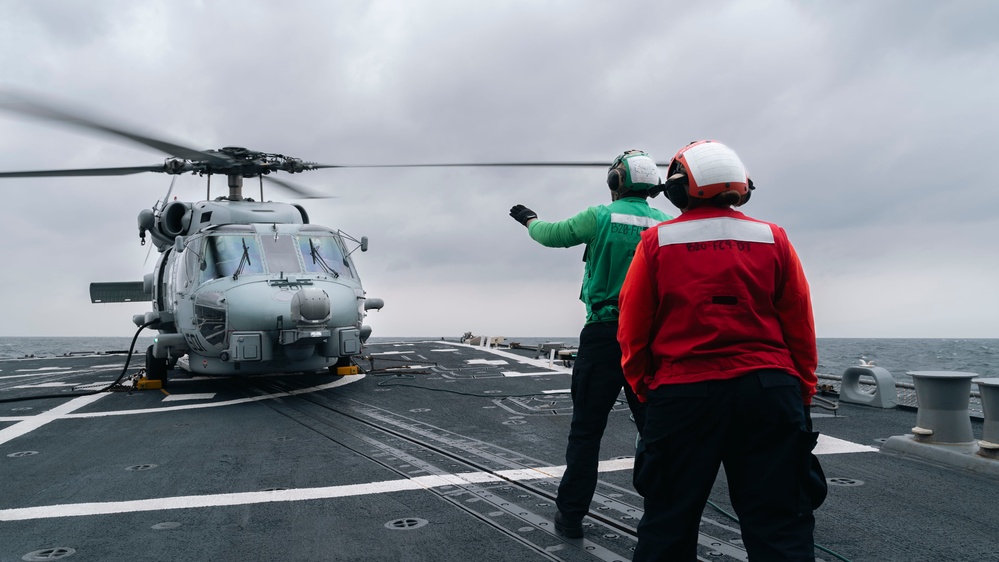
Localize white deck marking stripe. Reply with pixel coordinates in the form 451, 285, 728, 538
0, 376, 363, 422
814, 434, 878, 454
501, 371, 563, 378
0, 438, 871, 522
436, 342, 572, 373
0, 393, 109, 445
162, 393, 217, 402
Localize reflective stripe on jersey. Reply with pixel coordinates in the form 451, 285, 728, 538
611, 213, 662, 228
657, 217, 774, 247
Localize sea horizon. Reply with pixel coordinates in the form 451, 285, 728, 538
1, 336, 995, 381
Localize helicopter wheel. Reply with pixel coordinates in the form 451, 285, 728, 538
145, 345, 170, 387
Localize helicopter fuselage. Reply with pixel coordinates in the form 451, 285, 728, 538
129, 198, 381, 378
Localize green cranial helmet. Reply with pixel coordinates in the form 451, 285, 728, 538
606, 150, 661, 192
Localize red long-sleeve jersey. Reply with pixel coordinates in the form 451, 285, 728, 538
617, 206, 817, 403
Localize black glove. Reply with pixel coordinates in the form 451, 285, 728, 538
509, 204, 538, 226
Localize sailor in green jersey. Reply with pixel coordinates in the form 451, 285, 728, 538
508, 150, 672, 539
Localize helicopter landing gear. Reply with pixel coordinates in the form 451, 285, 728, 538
145, 345, 170, 387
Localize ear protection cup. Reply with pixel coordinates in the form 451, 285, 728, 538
607, 166, 624, 191
663, 174, 689, 210
738, 178, 755, 206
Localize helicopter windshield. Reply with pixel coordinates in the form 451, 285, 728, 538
299, 234, 352, 278
201, 234, 264, 282
189, 228, 355, 286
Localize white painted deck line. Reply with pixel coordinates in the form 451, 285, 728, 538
0, 376, 364, 422
0, 393, 109, 446
162, 393, 218, 402
814, 434, 878, 454
501, 371, 565, 378
0, 437, 873, 522
436, 341, 572, 373
466, 359, 508, 366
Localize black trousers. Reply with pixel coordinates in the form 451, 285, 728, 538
556, 321, 646, 521
632, 370, 820, 562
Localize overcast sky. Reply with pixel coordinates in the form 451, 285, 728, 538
0, 0, 996, 339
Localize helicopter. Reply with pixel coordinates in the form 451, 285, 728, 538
0, 92, 661, 385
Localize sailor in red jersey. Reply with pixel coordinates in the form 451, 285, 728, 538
617, 141, 825, 561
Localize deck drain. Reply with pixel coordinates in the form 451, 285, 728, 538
7, 451, 39, 458
151, 522, 182, 530
262, 487, 289, 492
126, 464, 158, 471
384, 517, 428, 530
827, 477, 864, 487
22, 547, 76, 560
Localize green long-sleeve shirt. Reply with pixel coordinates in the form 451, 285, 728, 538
527, 197, 672, 324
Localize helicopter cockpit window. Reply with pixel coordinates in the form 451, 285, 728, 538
260, 234, 302, 274
201, 234, 264, 282
299, 234, 353, 278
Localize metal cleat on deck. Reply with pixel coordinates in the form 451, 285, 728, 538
839, 365, 898, 409
907, 371, 977, 444
882, 370, 999, 476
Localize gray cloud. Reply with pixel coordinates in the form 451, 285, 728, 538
0, 0, 996, 338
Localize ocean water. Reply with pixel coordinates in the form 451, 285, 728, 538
0, 336, 995, 381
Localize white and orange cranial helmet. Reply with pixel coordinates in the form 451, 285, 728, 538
665, 140, 751, 204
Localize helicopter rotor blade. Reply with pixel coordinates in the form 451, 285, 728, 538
146, 175, 177, 267
0, 91, 232, 167
262, 175, 333, 199
0, 165, 169, 178
306, 162, 600, 170
156, 175, 178, 217
302, 161, 671, 169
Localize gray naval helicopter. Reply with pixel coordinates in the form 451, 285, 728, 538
0, 93, 634, 385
